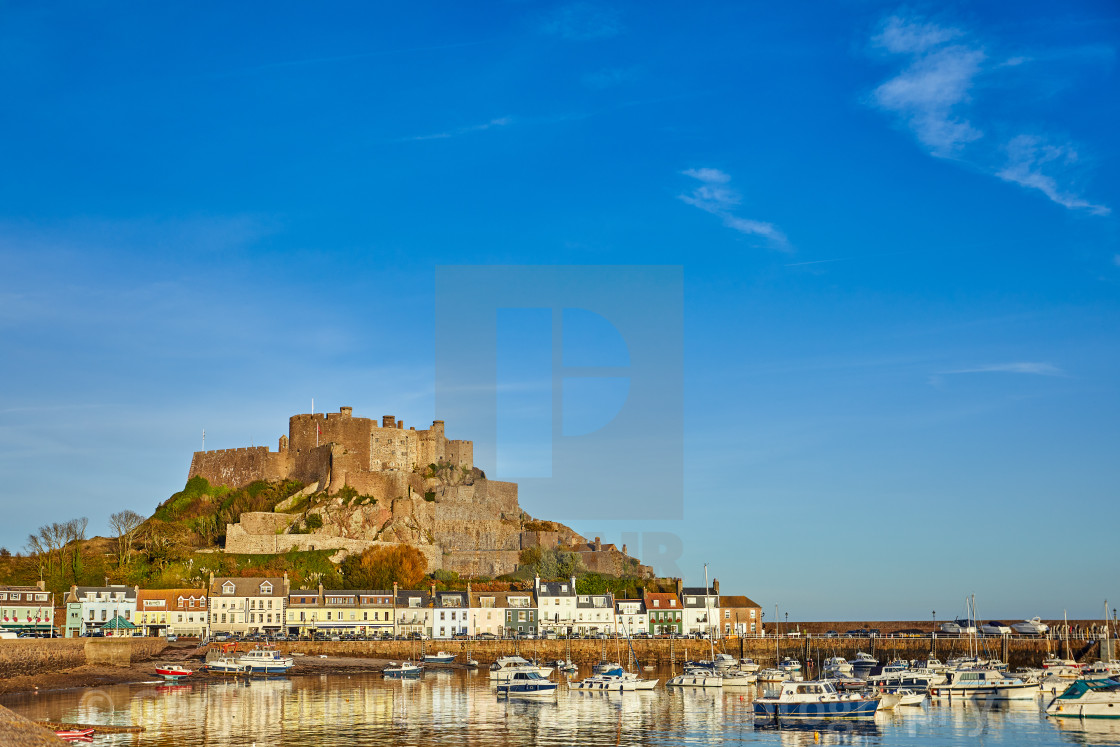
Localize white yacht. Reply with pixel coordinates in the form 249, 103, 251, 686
489, 656, 553, 681
851, 651, 877, 667
720, 669, 757, 687
712, 653, 737, 669
237, 645, 294, 674
1046, 678, 1120, 719
1011, 617, 1050, 635
738, 657, 761, 673
822, 657, 853, 676
929, 669, 1039, 700
571, 672, 658, 691
667, 667, 723, 688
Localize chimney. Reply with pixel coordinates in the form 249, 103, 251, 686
675, 578, 683, 595
534, 575, 541, 593
467, 581, 472, 597
594, 537, 601, 552
713, 579, 719, 595
570, 575, 577, 591
430, 582, 436, 600
104, 577, 110, 587
318, 582, 324, 599
36, 579, 45, 591
393, 581, 398, 598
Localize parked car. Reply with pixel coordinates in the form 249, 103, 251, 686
890, 628, 926, 638
824, 630, 838, 638
165, 634, 178, 642
868, 629, 881, 638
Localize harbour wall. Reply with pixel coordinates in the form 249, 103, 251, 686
214, 636, 1099, 670
0, 639, 167, 679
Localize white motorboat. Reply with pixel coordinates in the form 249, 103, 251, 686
896, 688, 926, 706
779, 656, 803, 675
422, 651, 456, 664
738, 657, 760, 673
851, 651, 877, 667
868, 666, 945, 691
720, 669, 757, 687
667, 667, 723, 688
758, 666, 804, 683
1042, 655, 1083, 679
205, 656, 247, 674
237, 645, 294, 674
1011, 617, 1050, 636
822, 657, 853, 676
979, 621, 1012, 636
489, 656, 553, 681
1046, 678, 1120, 719
496, 670, 558, 698
712, 653, 737, 669
754, 680, 880, 719
383, 661, 423, 678
571, 672, 658, 691
929, 669, 1040, 700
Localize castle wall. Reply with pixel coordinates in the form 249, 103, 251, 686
369, 425, 418, 472
442, 550, 521, 577
188, 447, 289, 488
289, 444, 332, 486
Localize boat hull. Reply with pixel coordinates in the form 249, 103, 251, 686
497, 682, 558, 697
753, 699, 880, 719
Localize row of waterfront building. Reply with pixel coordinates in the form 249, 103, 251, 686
45, 575, 762, 640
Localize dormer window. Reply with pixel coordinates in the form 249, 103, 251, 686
560, 585, 567, 592
670, 600, 677, 607
260, 582, 273, 595
222, 582, 235, 595
653, 600, 660, 607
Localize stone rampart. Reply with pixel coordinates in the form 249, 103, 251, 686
208, 635, 1103, 671
188, 447, 290, 487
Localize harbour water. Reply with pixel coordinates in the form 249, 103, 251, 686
3, 668, 1118, 746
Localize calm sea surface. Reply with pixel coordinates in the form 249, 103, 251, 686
4, 668, 1119, 746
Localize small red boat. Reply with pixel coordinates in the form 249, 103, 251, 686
54, 727, 95, 740
155, 665, 194, 678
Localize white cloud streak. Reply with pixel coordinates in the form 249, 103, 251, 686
869, 14, 1109, 216
678, 168, 789, 249
400, 117, 512, 142
941, 362, 1065, 376
996, 135, 1111, 216
872, 16, 984, 156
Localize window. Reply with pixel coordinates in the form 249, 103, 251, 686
223, 582, 235, 595
653, 600, 660, 607
725, 611, 730, 619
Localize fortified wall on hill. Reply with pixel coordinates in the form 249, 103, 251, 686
188, 407, 652, 578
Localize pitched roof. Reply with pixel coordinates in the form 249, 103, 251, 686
209, 577, 286, 597
66, 585, 137, 603
468, 590, 535, 607
536, 580, 576, 597
719, 595, 760, 608
642, 591, 680, 607
576, 592, 614, 608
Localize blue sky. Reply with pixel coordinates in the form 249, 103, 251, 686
1, 2, 1117, 620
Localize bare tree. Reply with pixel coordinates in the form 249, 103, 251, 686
24, 533, 48, 580
108, 510, 146, 568
63, 517, 89, 581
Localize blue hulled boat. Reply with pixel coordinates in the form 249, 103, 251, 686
753, 680, 880, 720
496, 670, 558, 698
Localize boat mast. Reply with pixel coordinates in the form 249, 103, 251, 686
705, 563, 714, 662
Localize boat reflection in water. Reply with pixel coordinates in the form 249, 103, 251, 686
0, 667, 1086, 747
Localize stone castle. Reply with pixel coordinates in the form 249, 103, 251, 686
188, 407, 651, 578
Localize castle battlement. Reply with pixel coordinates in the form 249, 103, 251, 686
189, 407, 474, 492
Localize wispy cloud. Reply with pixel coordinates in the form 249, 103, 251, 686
940, 362, 1065, 376
541, 3, 622, 41
871, 16, 984, 157
678, 168, 789, 249
869, 13, 1109, 215
398, 117, 512, 142
996, 135, 1110, 216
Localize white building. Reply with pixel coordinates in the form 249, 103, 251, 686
615, 599, 648, 636
208, 575, 289, 636
64, 584, 138, 637
535, 576, 577, 635
432, 590, 470, 639
680, 584, 720, 636
395, 590, 433, 638
574, 592, 615, 636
